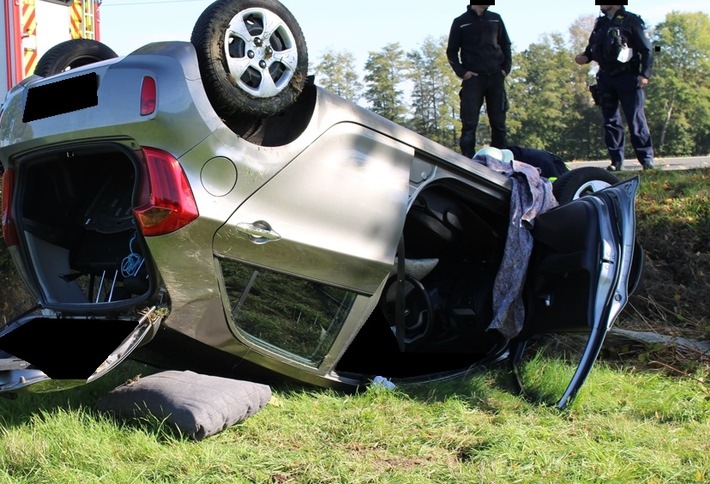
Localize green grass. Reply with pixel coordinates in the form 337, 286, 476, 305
0, 359, 707, 483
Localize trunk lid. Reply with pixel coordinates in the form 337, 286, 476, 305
0, 307, 164, 393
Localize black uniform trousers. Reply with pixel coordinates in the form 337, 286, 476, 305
459, 71, 508, 158
597, 70, 654, 167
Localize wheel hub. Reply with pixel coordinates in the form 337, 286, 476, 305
223, 8, 299, 98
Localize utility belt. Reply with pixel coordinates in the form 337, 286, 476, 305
599, 61, 639, 77
463, 66, 503, 76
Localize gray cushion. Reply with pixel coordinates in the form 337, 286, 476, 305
98, 370, 271, 440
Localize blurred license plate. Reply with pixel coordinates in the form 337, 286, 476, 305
23, 73, 98, 122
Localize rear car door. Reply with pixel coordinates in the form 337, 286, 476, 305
212, 124, 413, 367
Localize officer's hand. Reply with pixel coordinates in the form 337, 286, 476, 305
638, 76, 649, 88
463, 71, 478, 80
575, 54, 588, 65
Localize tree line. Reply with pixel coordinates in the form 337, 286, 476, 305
313, 12, 710, 161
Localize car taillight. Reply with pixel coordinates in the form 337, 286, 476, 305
140, 76, 157, 116
1, 168, 19, 247
134, 147, 198, 236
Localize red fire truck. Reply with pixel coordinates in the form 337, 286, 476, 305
2, 0, 102, 101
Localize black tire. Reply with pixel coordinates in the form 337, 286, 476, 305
552, 167, 620, 204
191, 0, 308, 119
34, 39, 118, 77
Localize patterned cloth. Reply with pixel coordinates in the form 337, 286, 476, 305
472, 154, 559, 339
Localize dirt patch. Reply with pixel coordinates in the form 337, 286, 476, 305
602, 170, 710, 372
0, 242, 35, 325
623, 186, 710, 342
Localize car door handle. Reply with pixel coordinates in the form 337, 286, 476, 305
236, 221, 281, 244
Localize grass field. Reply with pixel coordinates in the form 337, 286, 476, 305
0, 356, 707, 483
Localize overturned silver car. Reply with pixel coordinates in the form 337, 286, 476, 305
0, 0, 641, 408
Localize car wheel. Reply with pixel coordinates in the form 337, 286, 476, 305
552, 167, 620, 203
34, 39, 118, 77
191, 0, 309, 119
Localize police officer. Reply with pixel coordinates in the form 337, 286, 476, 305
575, 4, 655, 171
447, 2, 512, 158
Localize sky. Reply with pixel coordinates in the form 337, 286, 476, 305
99, 0, 710, 70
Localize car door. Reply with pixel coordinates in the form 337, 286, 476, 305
212, 123, 413, 366
520, 176, 642, 408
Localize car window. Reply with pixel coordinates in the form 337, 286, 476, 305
219, 259, 356, 366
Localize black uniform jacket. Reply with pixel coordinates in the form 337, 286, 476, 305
446, 6, 512, 78
582, 7, 654, 78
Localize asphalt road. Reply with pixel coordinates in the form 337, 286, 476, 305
568, 156, 710, 171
